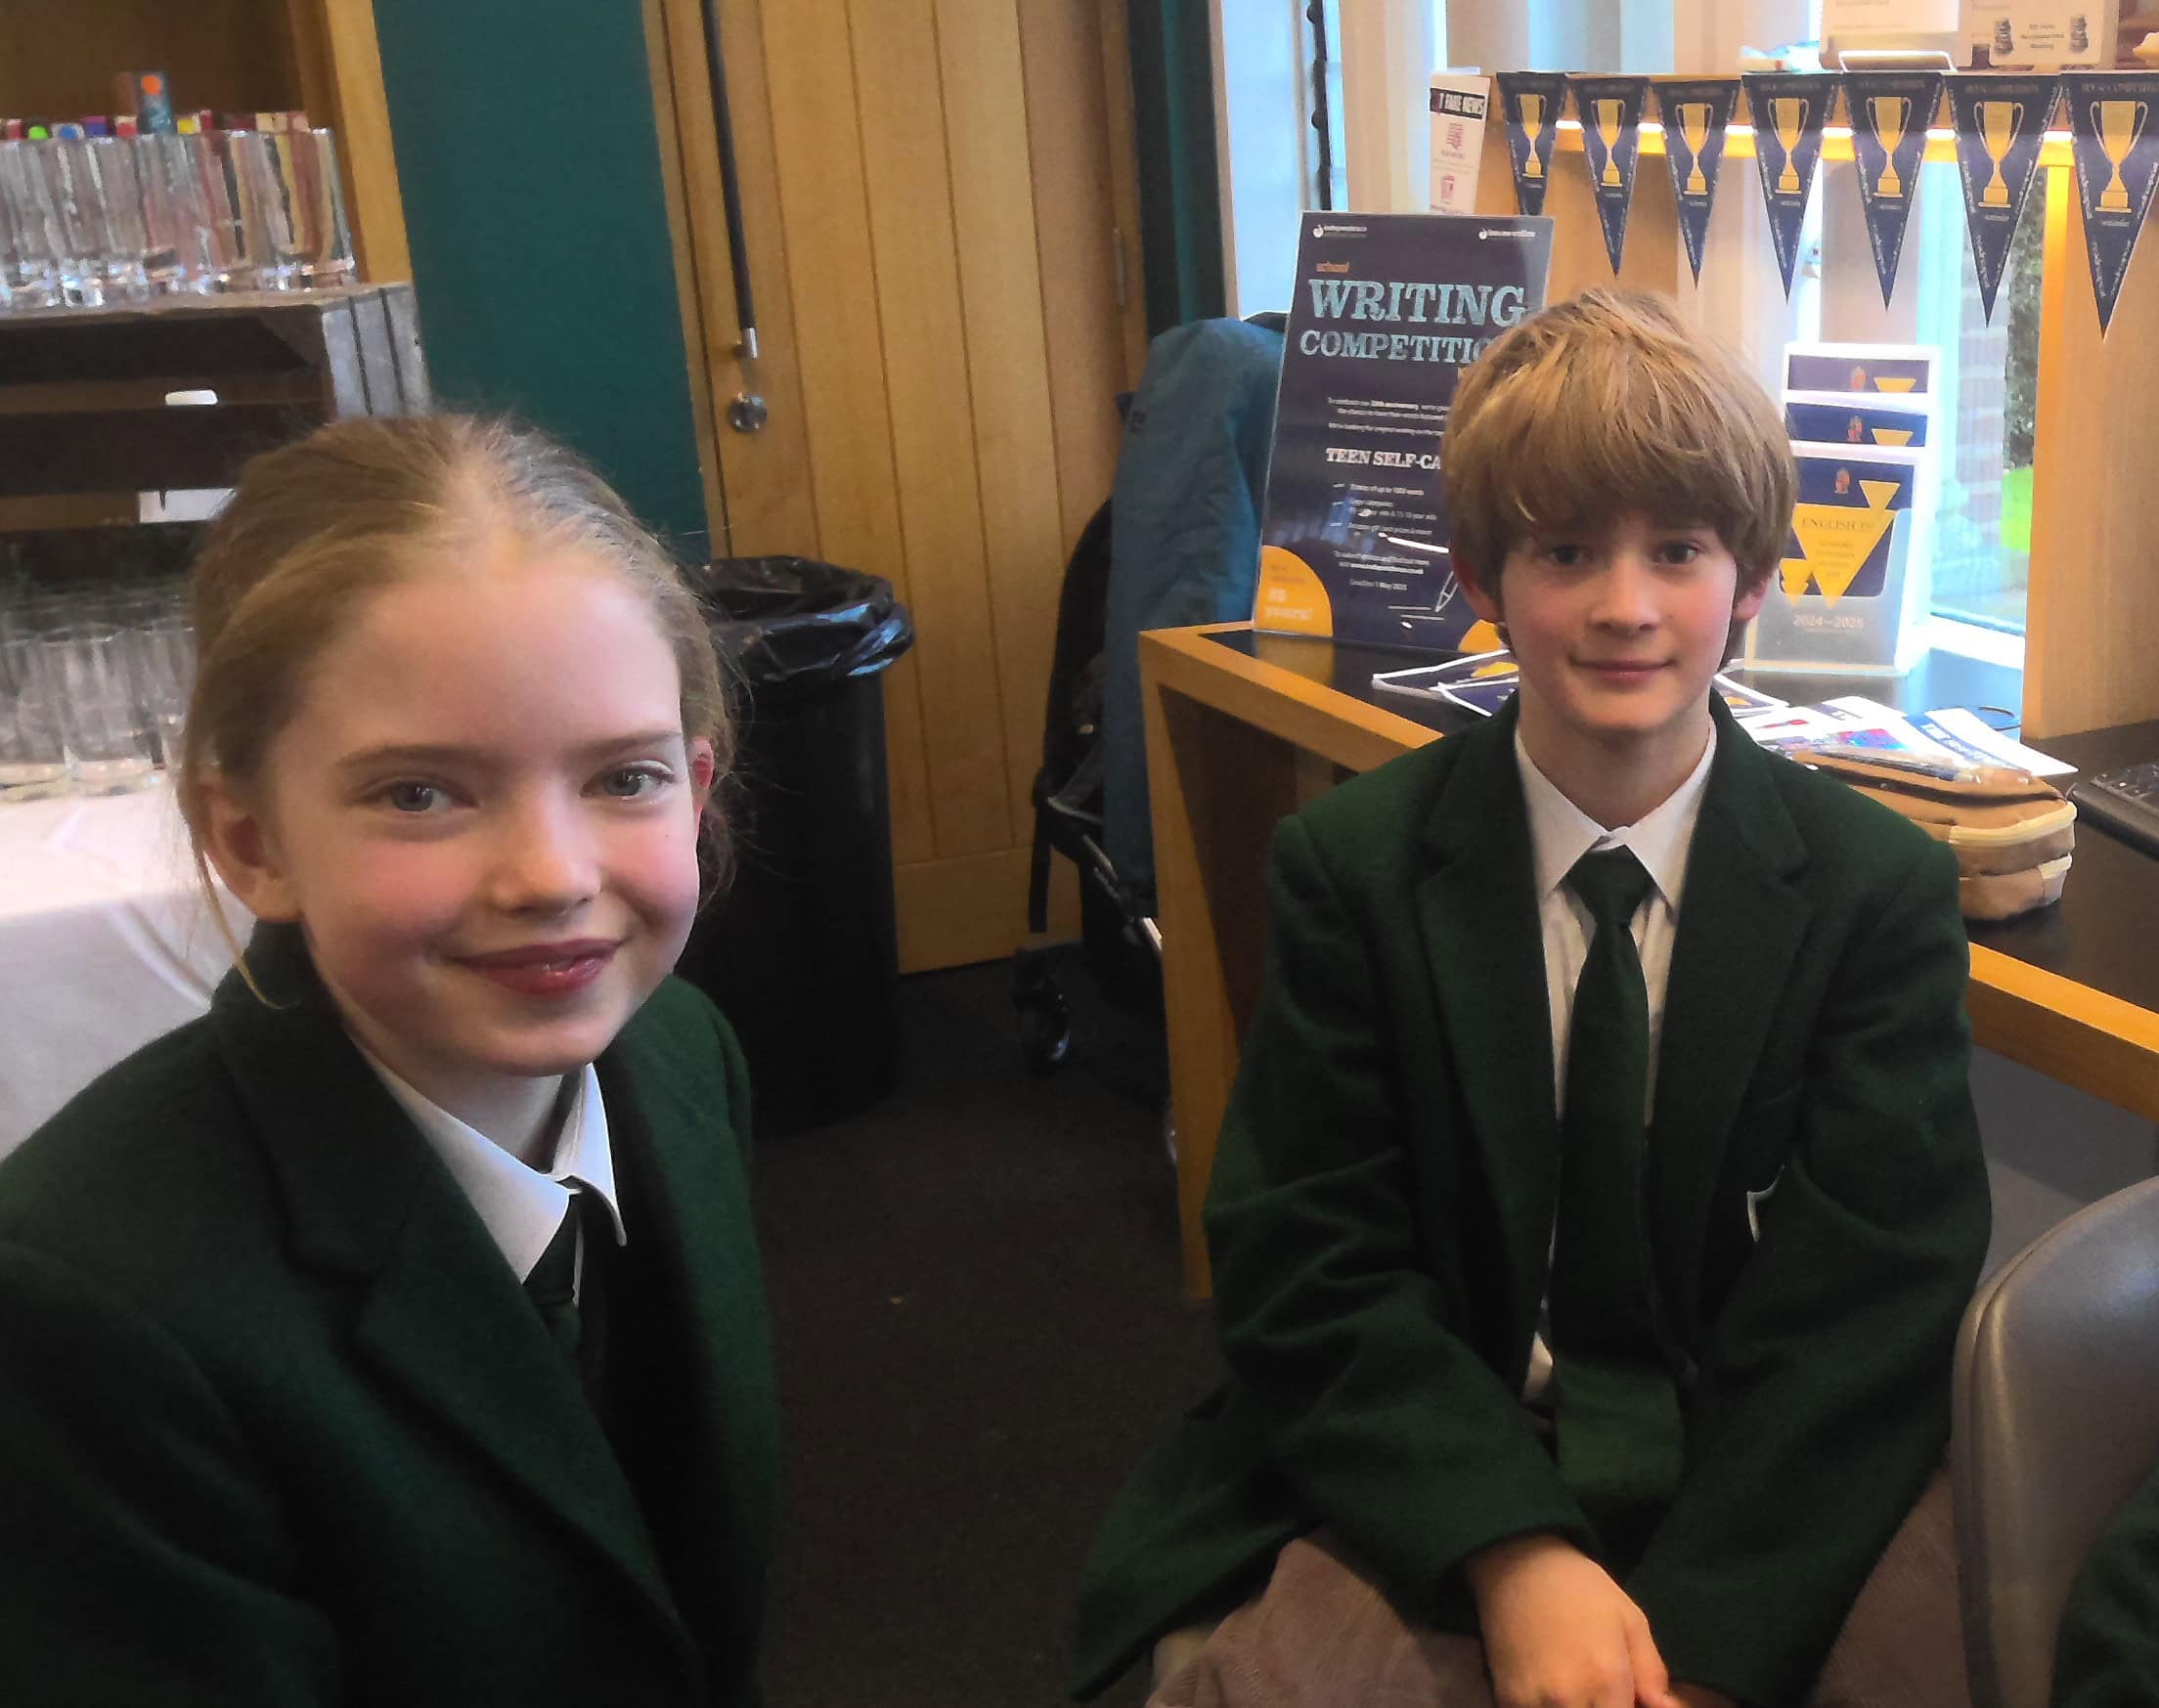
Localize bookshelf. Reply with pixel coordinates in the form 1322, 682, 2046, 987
0, 0, 407, 284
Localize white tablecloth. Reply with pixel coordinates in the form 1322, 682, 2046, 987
0, 784, 246, 1160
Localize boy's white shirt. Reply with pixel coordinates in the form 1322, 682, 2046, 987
359, 1051, 628, 1292
1513, 722, 1717, 1401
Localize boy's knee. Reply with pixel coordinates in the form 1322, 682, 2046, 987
1151, 1622, 1219, 1690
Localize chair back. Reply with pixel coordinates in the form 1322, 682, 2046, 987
1955, 1176, 2159, 1708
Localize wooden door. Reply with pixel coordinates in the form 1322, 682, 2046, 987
644, 0, 1149, 971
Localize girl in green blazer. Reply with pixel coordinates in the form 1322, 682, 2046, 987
0, 417, 778, 1706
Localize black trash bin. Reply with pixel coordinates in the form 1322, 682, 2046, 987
678, 556, 914, 1135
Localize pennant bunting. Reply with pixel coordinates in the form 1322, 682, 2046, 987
1652, 79, 1741, 284
2062, 72, 2159, 334
1743, 73, 1839, 296
1495, 71, 1571, 216
1846, 71, 1942, 306
1570, 76, 1651, 274
1946, 75, 2057, 323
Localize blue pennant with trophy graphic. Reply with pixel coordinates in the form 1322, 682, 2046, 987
2063, 73, 2159, 334
1571, 75, 1650, 273
1947, 75, 2057, 323
1846, 71, 1941, 307
1496, 71, 1571, 216
1652, 79, 1740, 284
1743, 72, 1838, 296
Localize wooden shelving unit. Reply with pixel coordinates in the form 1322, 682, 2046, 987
0, 0, 408, 285
0, 286, 429, 534
2, 6, 420, 561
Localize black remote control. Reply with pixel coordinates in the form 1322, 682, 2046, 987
2069, 760, 2159, 860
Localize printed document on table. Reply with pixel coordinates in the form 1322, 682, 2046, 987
1735, 695, 2071, 775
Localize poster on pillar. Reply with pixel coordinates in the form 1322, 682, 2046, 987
1846, 72, 1943, 306
1429, 75, 1492, 214
1652, 79, 1741, 284
1743, 72, 1839, 295
1253, 213, 1553, 651
2062, 73, 2159, 333
1496, 72, 1571, 216
1571, 76, 1651, 273
1947, 74, 2058, 322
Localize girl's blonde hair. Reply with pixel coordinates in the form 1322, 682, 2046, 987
178, 415, 733, 981
1442, 287, 1797, 592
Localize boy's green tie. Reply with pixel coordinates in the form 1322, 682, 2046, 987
1551, 846, 1684, 1560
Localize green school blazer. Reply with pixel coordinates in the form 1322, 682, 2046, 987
1073, 697, 1990, 1707
2053, 1459, 2159, 1708
0, 925, 778, 1708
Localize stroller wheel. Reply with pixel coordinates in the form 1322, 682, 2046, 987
1012, 947, 1072, 1073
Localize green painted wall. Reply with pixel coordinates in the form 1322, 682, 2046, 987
1126, 0, 1227, 334
369, 0, 711, 550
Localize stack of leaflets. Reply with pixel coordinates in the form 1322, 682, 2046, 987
1746, 342, 1940, 678
1369, 654, 2067, 782
1733, 695, 2071, 777
1373, 651, 1787, 719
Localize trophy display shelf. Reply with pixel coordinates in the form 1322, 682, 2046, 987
0, 284, 430, 528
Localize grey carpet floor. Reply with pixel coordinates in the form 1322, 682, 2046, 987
753, 946, 1221, 1708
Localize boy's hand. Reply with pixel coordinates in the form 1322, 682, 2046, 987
1465, 1534, 1685, 1708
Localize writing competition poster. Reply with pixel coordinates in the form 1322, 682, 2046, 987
1254, 213, 1553, 651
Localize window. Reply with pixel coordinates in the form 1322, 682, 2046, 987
1930, 163, 2045, 635
1234, 0, 2040, 645
1308, 0, 1348, 212
1813, 153, 2044, 637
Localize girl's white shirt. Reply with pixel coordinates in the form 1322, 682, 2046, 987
359, 1050, 627, 1290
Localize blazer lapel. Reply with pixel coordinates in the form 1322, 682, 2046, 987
1646, 704, 1811, 1348
599, 1037, 779, 1690
1412, 703, 1564, 1373
210, 926, 693, 1664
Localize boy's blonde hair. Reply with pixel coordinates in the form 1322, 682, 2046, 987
1442, 288, 1795, 594
177, 416, 734, 980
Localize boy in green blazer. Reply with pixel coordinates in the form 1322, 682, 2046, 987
1073, 291, 1990, 1708
2054, 1459, 2159, 1707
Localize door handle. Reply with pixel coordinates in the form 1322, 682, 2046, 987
698, 0, 760, 363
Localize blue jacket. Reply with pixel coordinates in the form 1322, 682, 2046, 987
1103, 318, 1284, 911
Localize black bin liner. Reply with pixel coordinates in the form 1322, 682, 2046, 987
677, 557, 914, 1135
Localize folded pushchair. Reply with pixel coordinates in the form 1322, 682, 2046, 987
1011, 316, 1286, 1073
